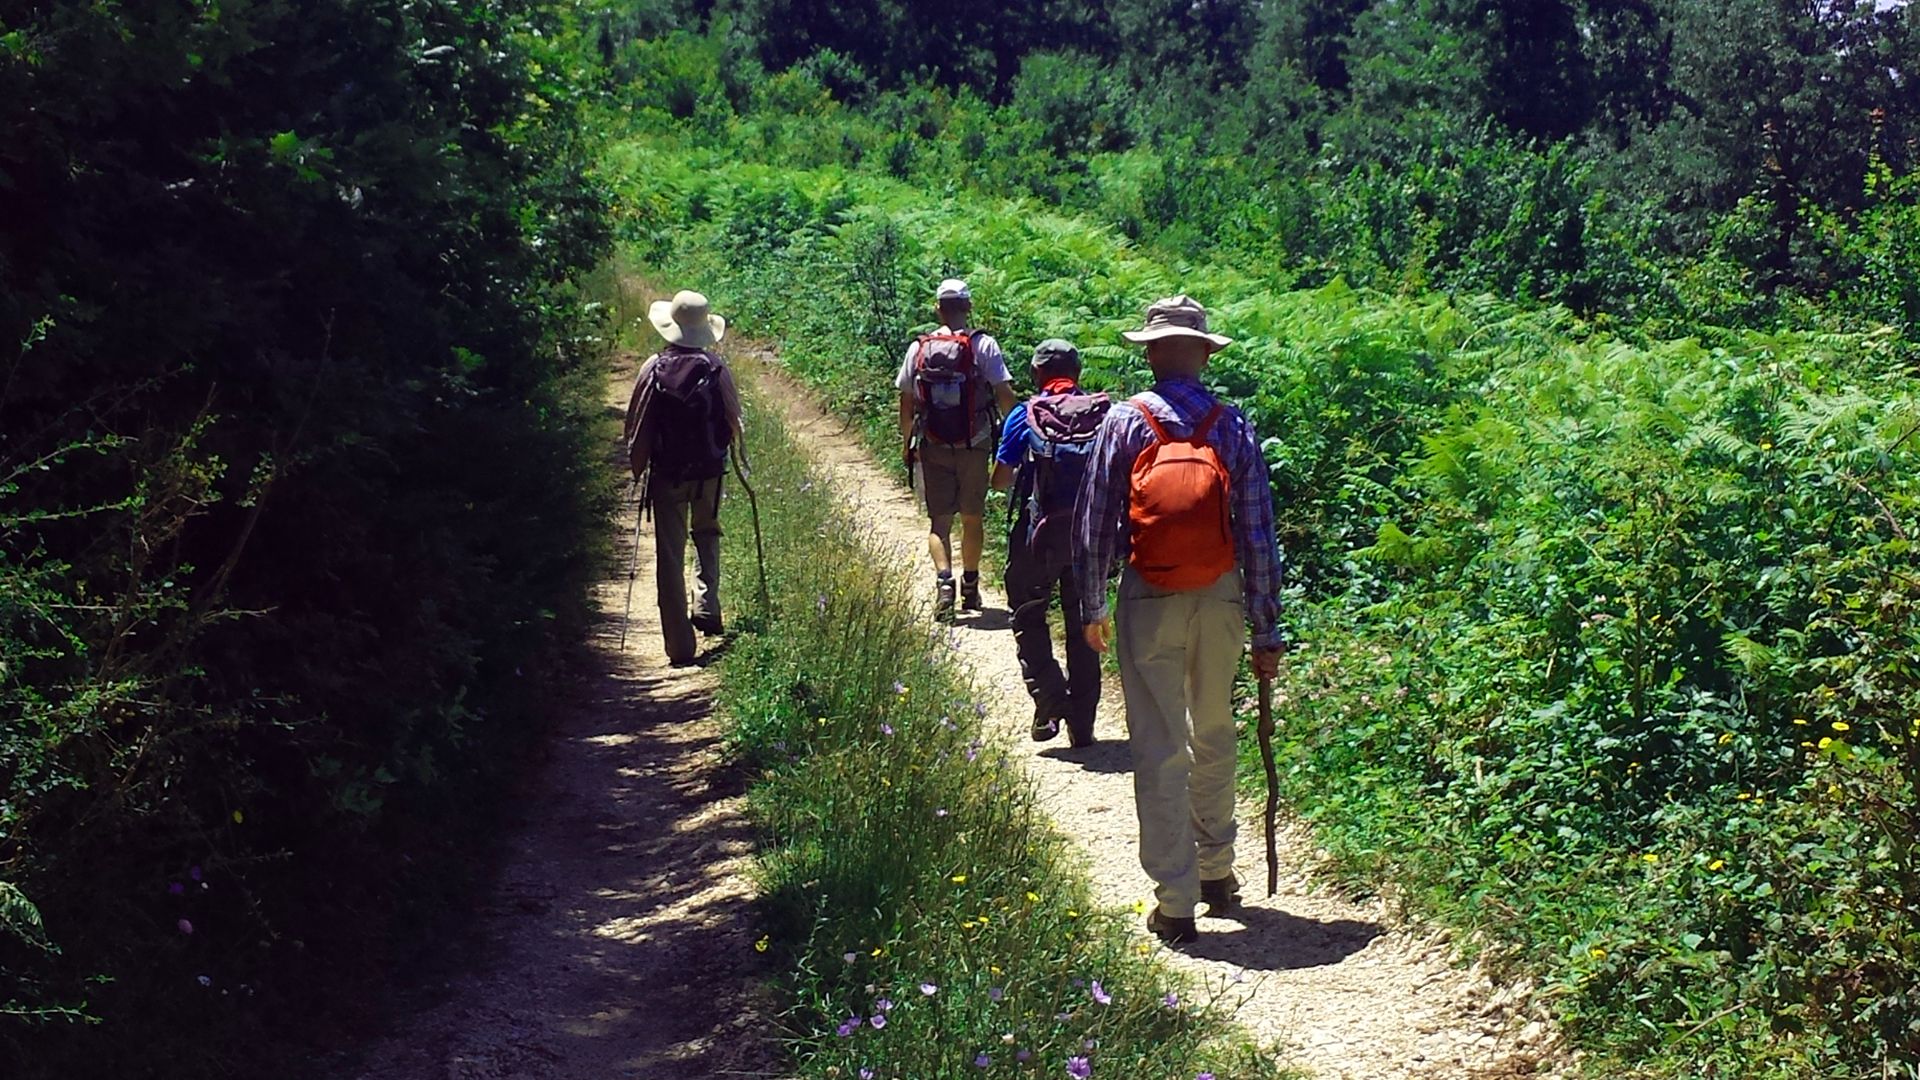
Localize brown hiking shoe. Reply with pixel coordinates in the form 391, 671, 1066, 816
1146, 907, 1198, 944
1201, 875, 1241, 913
960, 574, 983, 611
934, 576, 956, 622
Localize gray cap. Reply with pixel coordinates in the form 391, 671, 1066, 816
1031, 338, 1080, 368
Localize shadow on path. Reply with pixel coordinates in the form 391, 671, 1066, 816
333, 358, 774, 1080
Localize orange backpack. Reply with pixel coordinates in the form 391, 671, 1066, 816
1126, 397, 1235, 590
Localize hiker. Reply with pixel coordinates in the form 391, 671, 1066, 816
897, 278, 1017, 619
624, 290, 744, 667
991, 339, 1109, 748
1073, 295, 1284, 945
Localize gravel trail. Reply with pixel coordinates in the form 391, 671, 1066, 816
336, 355, 776, 1080
748, 346, 1568, 1080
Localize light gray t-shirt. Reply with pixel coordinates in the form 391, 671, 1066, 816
896, 327, 1013, 448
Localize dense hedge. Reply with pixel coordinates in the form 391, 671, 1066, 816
0, 1, 609, 1072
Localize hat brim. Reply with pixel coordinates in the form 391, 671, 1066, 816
1122, 325, 1232, 351
649, 300, 726, 348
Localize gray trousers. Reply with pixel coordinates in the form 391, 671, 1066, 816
1115, 566, 1245, 919
654, 476, 723, 663
1005, 553, 1100, 738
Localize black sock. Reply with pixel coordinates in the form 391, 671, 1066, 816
937, 570, 953, 580
962, 570, 979, 582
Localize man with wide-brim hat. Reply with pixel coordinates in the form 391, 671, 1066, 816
624, 290, 743, 665
1073, 294, 1284, 945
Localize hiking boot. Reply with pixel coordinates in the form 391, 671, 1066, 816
1146, 907, 1198, 945
1066, 723, 1097, 749
934, 576, 957, 622
960, 573, 983, 611
1200, 875, 1241, 913
1030, 704, 1061, 743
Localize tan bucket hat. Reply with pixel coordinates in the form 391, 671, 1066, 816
648, 290, 727, 348
1121, 294, 1231, 351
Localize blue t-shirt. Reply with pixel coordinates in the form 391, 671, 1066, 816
995, 401, 1031, 468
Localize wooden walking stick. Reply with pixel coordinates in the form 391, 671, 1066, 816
1259, 672, 1279, 897
729, 444, 770, 618
619, 480, 644, 652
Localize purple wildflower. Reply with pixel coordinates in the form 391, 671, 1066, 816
935, 808, 949, 818
1197, 1074, 1216, 1080
919, 982, 938, 996
815, 593, 829, 614
975, 1053, 992, 1068
1067, 1056, 1092, 1078
1090, 981, 1111, 1005
196, 975, 211, 987
876, 997, 893, 1012
988, 986, 1004, 1002
881, 723, 894, 736
836, 1019, 857, 1037
177, 918, 193, 935
168, 882, 185, 896
1083, 1039, 1098, 1051
1016, 1049, 1032, 1063
861, 1071, 875, 1080
189, 865, 202, 882
974, 701, 988, 718
940, 715, 956, 730
870, 1014, 887, 1030
1162, 992, 1179, 1008
892, 681, 907, 696
844, 952, 858, 964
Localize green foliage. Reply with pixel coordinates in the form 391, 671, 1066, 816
714, 367, 1290, 1079
0, 0, 611, 1072
616, 127, 1920, 1074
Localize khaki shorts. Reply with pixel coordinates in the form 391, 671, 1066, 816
916, 444, 990, 520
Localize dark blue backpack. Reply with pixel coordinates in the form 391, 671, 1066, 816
1017, 390, 1110, 570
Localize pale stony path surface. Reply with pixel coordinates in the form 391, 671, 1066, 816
336, 357, 776, 1080
747, 345, 1569, 1080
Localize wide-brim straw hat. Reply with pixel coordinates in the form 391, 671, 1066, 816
1121, 294, 1231, 351
649, 290, 727, 348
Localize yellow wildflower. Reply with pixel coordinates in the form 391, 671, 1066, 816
1831, 720, 1850, 732
1641, 853, 1659, 864
754, 936, 770, 953
1792, 718, 1808, 726
1708, 859, 1725, 871
951, 873, 967, 884
1026, 891, 1040, 903
1589, 947, 1607, 960
1818, 737, 1833, 750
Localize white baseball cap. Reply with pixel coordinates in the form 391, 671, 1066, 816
936, 278, 971, 301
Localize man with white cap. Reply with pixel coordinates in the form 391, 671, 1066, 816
1073, 294, 1284, 945
897, 278, 1016, 620
625, 289, 743, 666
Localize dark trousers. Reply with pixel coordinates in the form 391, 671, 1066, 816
1004, 551, 1101, 739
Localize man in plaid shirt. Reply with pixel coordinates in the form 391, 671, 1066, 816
1073, 295, 1284, 945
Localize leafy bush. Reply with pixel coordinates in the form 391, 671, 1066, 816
0, 1, 610, 1072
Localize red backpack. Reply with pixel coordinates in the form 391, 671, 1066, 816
913, 330, 981, 446
1126, 396, 1235, 590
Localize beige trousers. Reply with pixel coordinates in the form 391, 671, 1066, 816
1116, 566, 1245, 919
654, 476, 723, 663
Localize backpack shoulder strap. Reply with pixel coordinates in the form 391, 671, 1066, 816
1191, 403, 1226, 443
1130, 395, 1172, 444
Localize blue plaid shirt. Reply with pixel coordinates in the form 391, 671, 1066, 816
1073, 375, 1284, 649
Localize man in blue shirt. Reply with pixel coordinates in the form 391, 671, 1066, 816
991, 339, 1108, 747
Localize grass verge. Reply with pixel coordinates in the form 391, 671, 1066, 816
707, 357, 1290, 1080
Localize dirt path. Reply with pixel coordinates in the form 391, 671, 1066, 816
747, 346, 1568, 1080
337, 358, 774, 1080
